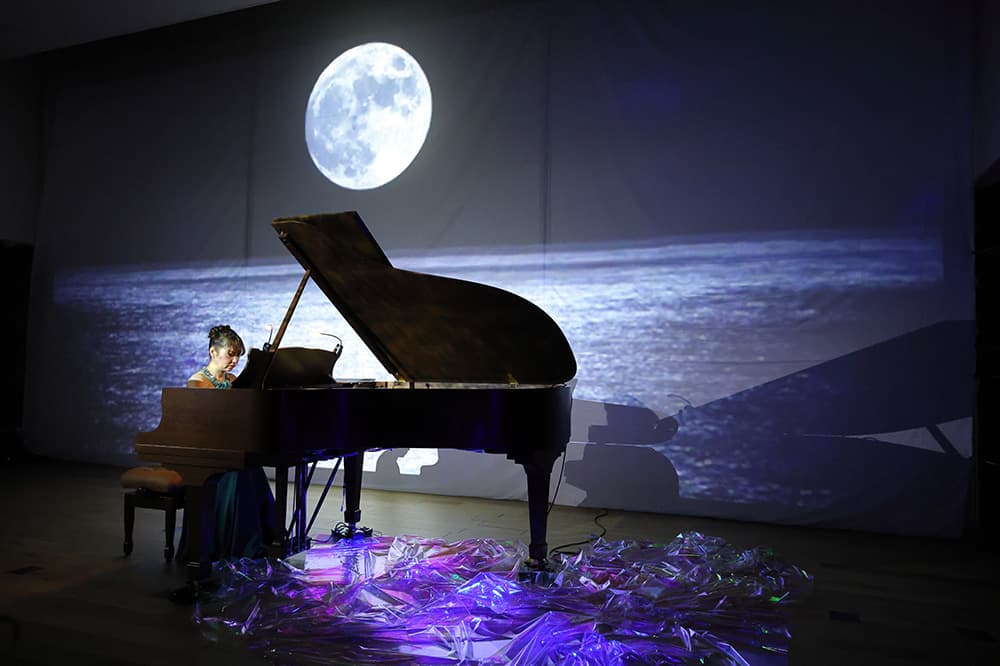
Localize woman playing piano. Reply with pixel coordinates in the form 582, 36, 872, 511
187, 324, 244, 389
182, 325, 275, 560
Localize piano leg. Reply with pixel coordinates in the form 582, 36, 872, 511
329, 453, 373, 539
521, 455, 555, 564
343, 453, 363, 529
270, 465, 289, 557
168, 480, 217, 603
293, 462, 309, 553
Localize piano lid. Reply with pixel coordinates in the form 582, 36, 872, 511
272, 212, 577, 385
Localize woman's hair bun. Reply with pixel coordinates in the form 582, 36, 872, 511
209, 324, 232, 340
208, 324, 245, 355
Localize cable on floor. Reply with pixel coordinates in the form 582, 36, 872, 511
548, 509, 608, 557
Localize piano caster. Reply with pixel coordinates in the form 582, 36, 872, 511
331, 522, 373, 540
517, 557, 558, 587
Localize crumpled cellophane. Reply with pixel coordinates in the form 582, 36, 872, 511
195, 531, 812, 665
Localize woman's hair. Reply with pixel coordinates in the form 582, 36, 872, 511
208, 324, 245, 356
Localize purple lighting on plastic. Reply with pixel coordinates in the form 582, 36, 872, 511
196, 532, 812, 664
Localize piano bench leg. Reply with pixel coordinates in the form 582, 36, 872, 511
164, 502, 177, 562
123, 494, 135, 556
121, 489, 185, 562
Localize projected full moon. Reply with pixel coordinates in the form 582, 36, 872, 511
305, 42, 432, 190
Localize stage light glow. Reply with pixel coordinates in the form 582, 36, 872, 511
305, 42, 432, 190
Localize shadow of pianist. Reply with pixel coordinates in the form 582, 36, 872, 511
175, 325, 276, 568
564, 399, 681, 513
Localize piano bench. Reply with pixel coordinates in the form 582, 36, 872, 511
120, 467, 185, 561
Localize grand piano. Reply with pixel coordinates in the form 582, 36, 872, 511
135, 211, 577, 585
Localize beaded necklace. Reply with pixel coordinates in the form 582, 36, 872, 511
200, 366, 231, 389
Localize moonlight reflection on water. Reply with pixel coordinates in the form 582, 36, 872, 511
55, 231, 942, 509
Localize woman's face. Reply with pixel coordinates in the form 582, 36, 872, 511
211, 345, 242, 373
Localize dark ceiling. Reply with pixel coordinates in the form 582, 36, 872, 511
0, 0, 278, 61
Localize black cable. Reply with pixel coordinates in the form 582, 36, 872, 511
547, 450, 568, 516
548, 509, 608, 558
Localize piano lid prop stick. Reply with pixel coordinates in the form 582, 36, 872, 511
270, 269, 311, 352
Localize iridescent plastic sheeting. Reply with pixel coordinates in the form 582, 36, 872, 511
196, 531, 812, 665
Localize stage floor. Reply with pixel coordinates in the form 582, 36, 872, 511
0, 459, 996, 665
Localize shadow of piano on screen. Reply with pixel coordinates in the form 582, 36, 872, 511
353, 399, 683, 513
549, 321, 974, 538
652, 320, 975, 536
561, 398, 682, 513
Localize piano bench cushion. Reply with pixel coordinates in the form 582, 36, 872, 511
120, 467, 184, 494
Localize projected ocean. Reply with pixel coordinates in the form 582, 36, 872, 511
52, 230, 950, 511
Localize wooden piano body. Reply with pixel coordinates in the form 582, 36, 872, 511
136, 211, 577, 582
